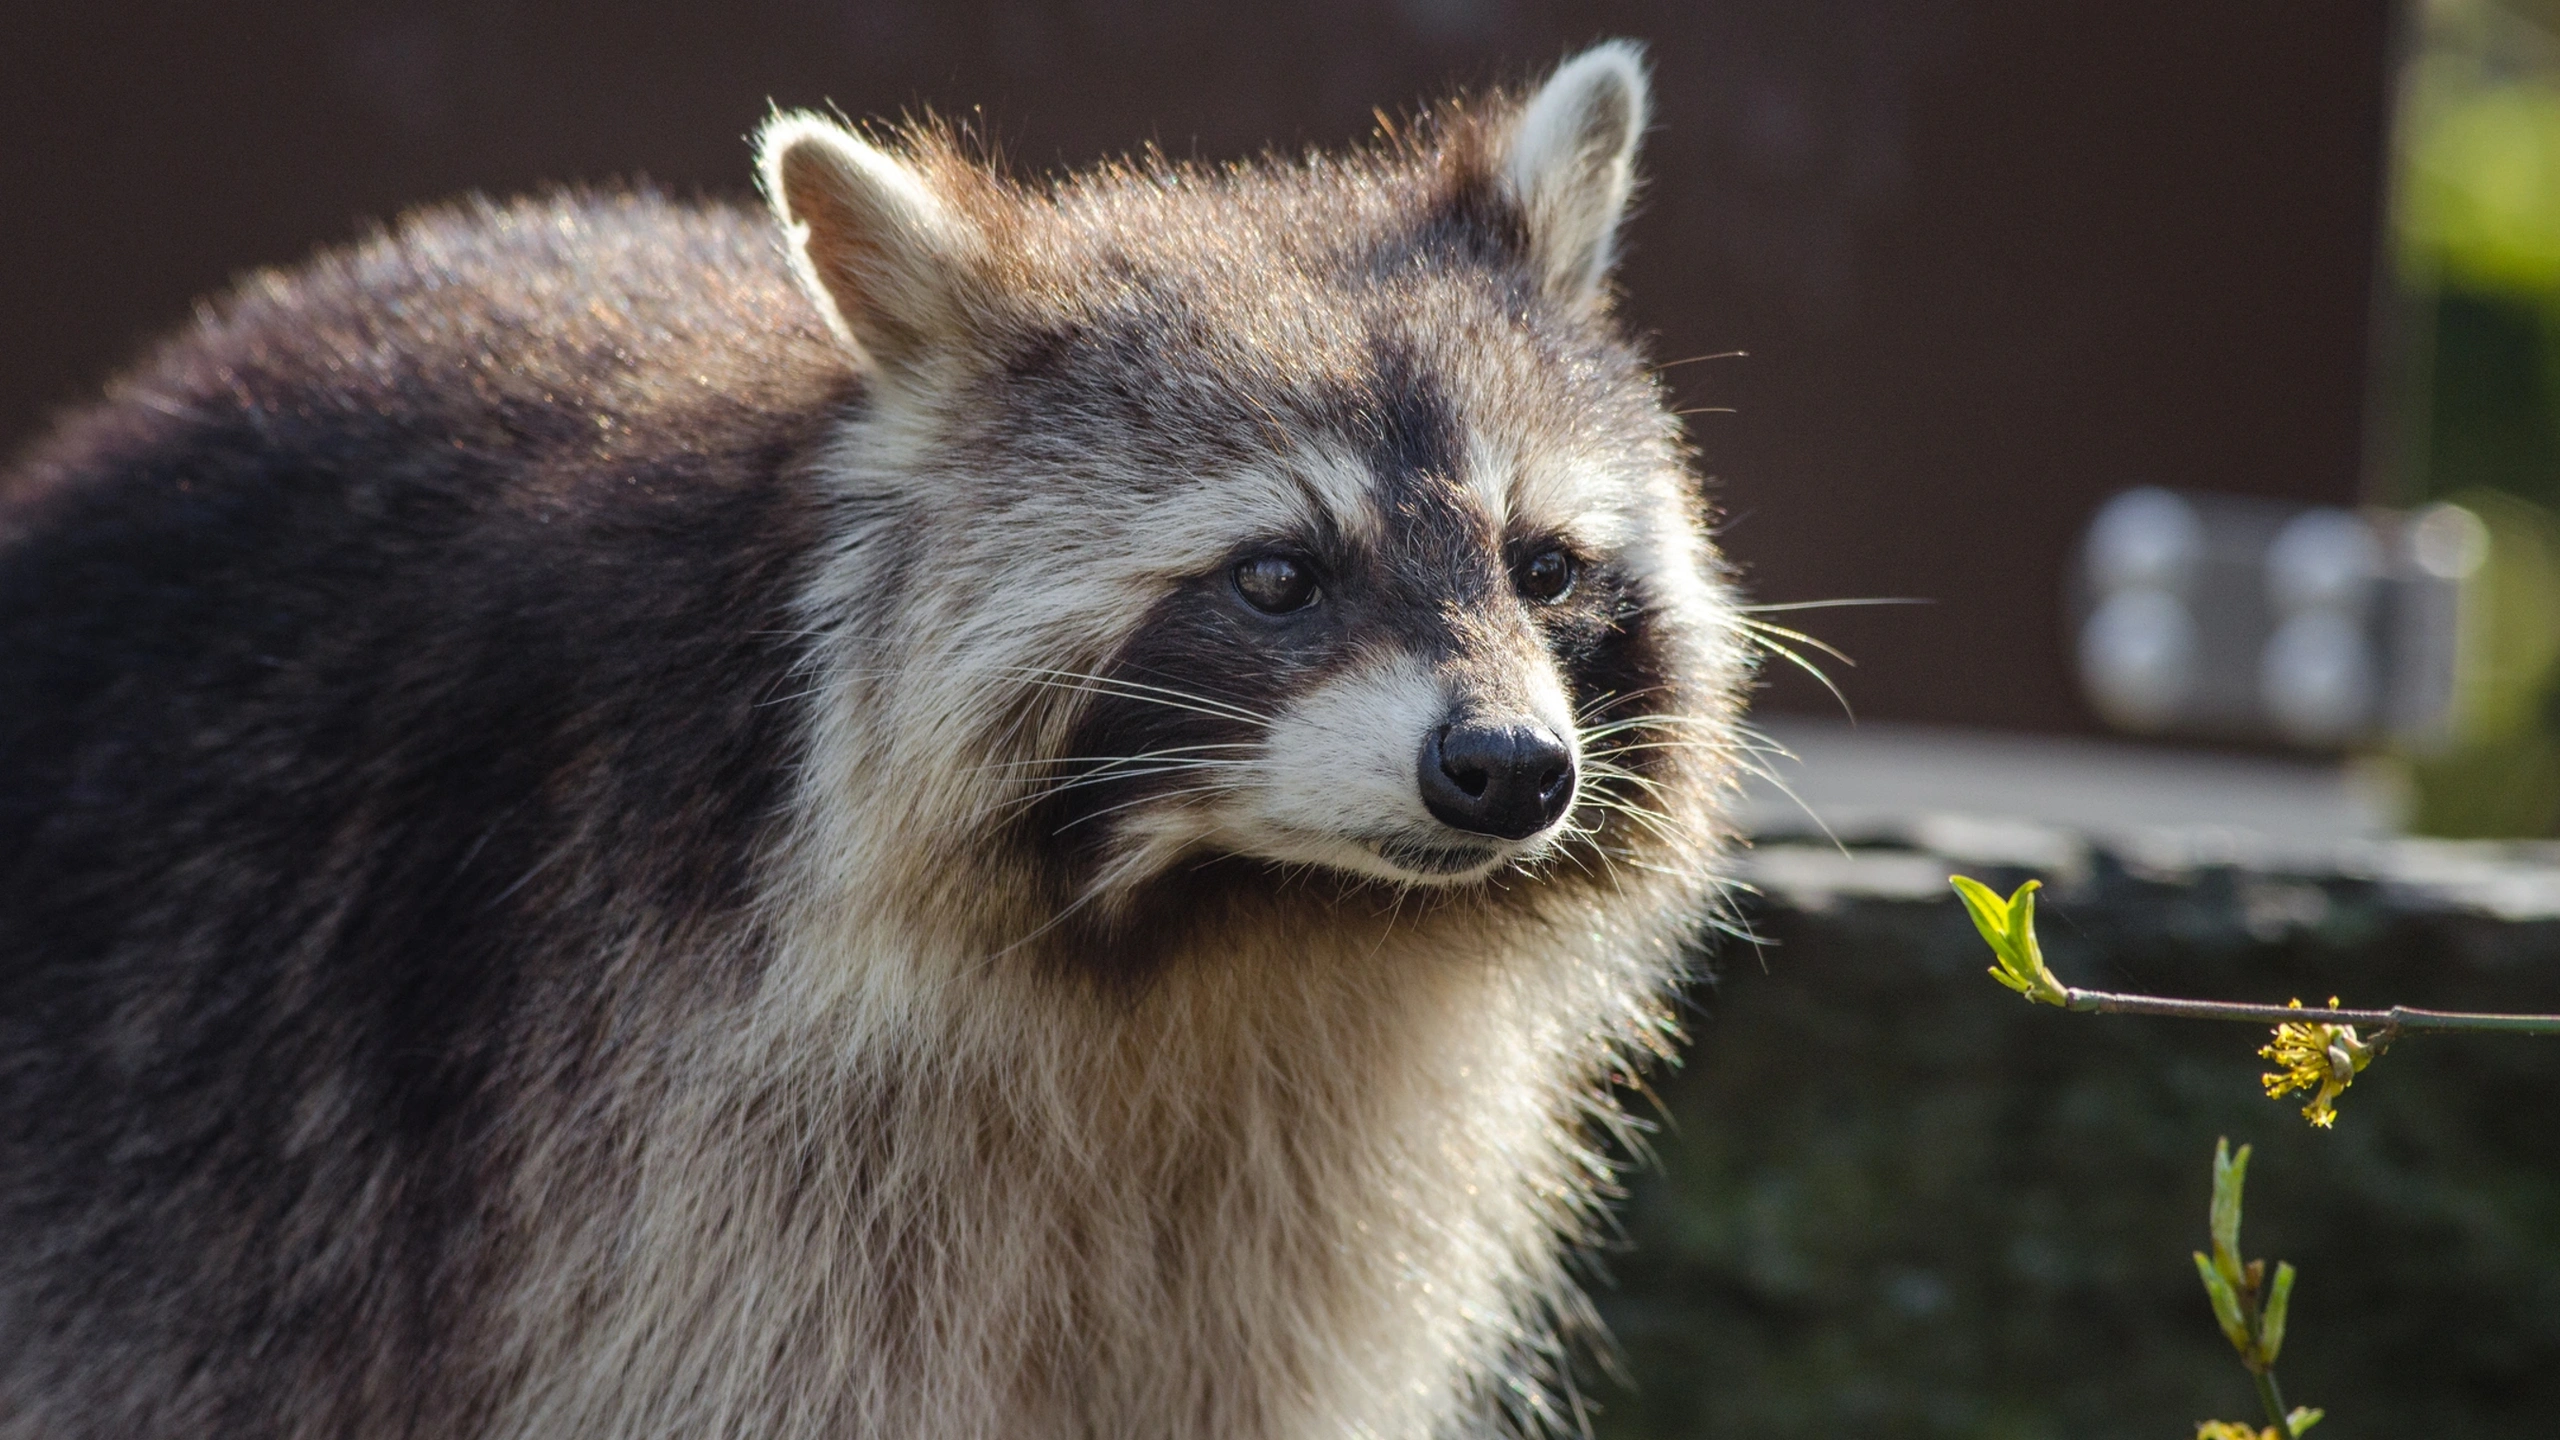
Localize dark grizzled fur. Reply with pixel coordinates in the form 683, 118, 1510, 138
0, 192, 845, 1436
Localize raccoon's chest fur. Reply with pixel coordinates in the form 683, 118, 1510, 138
478, 893, 1659, 1440
2, 43, 1743, 1440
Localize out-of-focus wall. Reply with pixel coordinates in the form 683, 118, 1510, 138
0, 1, 2393, 731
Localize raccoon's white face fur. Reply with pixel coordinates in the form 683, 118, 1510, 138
762, 41, 1732, 923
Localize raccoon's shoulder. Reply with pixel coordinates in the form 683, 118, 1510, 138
0, 191, 853, 886
3, 188, 852, 528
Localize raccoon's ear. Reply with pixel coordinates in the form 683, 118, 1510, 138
1502, 41, 1650, 310
758, 113, 983, 375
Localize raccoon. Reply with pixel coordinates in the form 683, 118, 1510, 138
0, 40, 1748, 1440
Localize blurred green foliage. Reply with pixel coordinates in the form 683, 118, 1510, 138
1589, 865, 2560, 1439
2403, 488, 2560, 836
2389, 0, 2560, 835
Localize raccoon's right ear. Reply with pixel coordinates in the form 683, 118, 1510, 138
1499, 41, 1651, 312
758, 114, 985, 376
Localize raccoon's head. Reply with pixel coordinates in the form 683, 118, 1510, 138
761, 43, 1743, 927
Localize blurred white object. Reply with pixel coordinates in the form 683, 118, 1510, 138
2079, 588, 2195, 731
2071, 488, 2475, 749
2266, 507, 2381, 615
2085, 487, 2204, 592
2262, 609, 2378, 745
2408, 502, 2489, 580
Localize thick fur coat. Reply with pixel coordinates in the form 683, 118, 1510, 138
0, 44, 1749, 1439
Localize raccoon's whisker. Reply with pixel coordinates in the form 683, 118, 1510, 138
998, 672, 1266, 728
1574, 685, 1691, 724
1739, 631, 1857, 720
1733, 597, 1927, 615
1583, 732, 1704, 761
1621, 855, 1713, 880
1577, 717, 1737, 746
1702, 908, 1778, 969
1538, 826, 1611, 886
1728, 719, 1810, 762
1586, 738, 1737, 764
1577, 714, 1691, 739
1700, 744, 1842, 853
1650, 348, 1750, 371
1576, 775, 1681, 826
1547, 820, 1676, 881
1555, 834, 1631, 887
1576, 778, 1679, 814
968, 868, 1123, 970
1702, 742, 1790, 788
1557, 808, 1607, 839
1590, 800, 1679, 838
1579, 799, 1683, 850
1004, 753, 1256, 780
1580, 766, 1675, 802
993, 671, 1254, 717
1575, 684, 1643, 715
1048, 782, 1239, 832
1732, 615, 1857, 667
1011, 683, 1268, 731
1577, 710, 1736, 739
1572, 781, 1679, 834
1574, 843, 1658, 886
968, 742, 1261, 774
995, 667, 1272, 729
1586, 741, 1721, 765
1001, 762, 1248, 800
998, 763, 1252, 815
1720, 739, 1803, 768
1063, 663, 1279, 726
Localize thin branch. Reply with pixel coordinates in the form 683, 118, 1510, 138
2054, 988, 2560, 1039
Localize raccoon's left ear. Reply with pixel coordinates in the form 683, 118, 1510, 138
1502, 41, 1650, 311
758, 113, 985, 377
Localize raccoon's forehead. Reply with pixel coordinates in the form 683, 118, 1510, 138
958, 292, 1661, 559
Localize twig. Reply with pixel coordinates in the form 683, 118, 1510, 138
1950, 872, 2560, 1128
2056, 990, 2560, 1043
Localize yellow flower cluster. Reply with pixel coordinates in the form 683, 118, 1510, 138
2258, 998, 2376, 1129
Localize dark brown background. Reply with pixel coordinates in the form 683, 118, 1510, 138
0, 1, 2395, 731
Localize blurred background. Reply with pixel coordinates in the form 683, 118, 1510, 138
8, 2, 2560, 1436
2, 0, 2396, 743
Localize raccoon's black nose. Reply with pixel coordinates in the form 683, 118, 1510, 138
1419, 721, 1576, 840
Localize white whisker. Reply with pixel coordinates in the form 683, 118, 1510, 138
1050, 782, 1239, 832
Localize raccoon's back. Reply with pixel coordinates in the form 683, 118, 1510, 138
0, 192, 848, 1435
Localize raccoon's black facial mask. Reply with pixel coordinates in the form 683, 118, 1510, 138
1008, 449, 1691, 900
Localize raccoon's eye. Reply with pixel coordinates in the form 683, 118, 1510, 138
1233, 554, 1319, 614
1516, 546, 1576, 604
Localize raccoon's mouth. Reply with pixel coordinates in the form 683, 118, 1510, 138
1362, 837, 1506, 876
